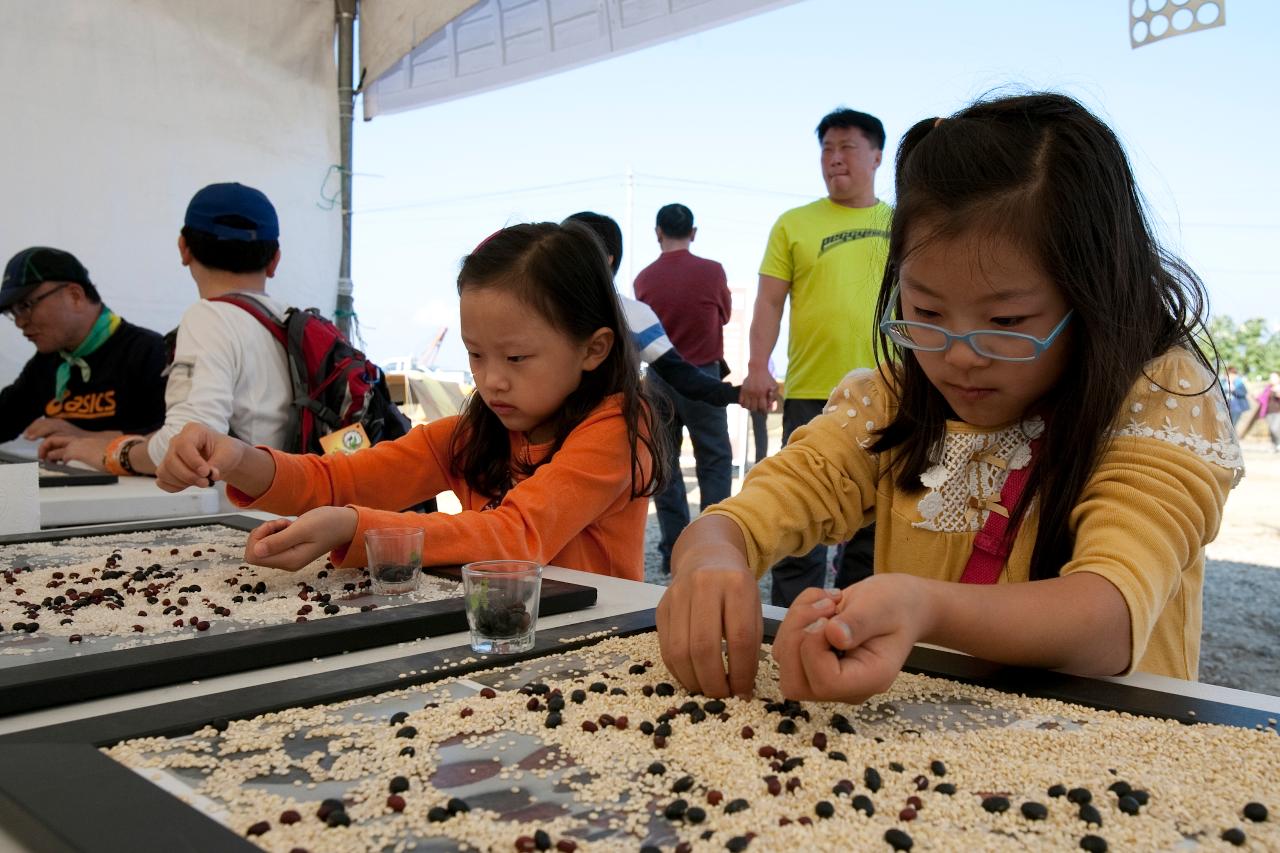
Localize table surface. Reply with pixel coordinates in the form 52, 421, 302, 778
1, 438, 227, 529
2, 513, 1279, 852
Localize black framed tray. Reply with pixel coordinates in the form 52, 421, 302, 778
0, 450, 118, 487
0, 514, 596, 716
0, 610, 1275, 853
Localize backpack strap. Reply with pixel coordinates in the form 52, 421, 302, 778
210, 293, 288, 347
959, 435, 1042, 585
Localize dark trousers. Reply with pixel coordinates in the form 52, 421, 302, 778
650, 364, 734, 574
768, 397, 875, 607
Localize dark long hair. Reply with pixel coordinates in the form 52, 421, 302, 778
449, 222, 667, 502
870, 92, 1215, 581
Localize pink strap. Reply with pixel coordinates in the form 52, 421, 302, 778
959, 438, 1041, 584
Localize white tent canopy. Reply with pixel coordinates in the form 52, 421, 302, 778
362, 0, 801, 117
0, 0, 340, 388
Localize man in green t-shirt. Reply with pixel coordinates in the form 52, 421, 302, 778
742, 108, 891, 606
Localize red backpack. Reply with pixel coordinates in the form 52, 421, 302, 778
212, 294, 411, 454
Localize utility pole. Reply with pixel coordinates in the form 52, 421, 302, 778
335, 0, 357, 338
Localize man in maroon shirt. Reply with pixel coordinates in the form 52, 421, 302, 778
634, 203, 733, 574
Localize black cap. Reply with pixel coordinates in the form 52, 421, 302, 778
0, 247, 92, 311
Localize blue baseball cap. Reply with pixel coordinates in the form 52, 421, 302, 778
184, 183, 280, 242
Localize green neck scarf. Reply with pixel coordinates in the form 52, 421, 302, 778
56, 307, 121, 401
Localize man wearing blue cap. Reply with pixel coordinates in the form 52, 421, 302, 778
0, 247, 167, 447
42, 183, 294, 475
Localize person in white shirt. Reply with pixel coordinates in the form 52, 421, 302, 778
42, 183, 293, 475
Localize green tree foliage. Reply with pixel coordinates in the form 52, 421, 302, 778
1201, 316, 1280, 379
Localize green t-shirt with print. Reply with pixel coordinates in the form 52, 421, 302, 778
759, 198, 891, 400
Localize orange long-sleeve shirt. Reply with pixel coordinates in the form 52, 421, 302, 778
227, 394, 650, 579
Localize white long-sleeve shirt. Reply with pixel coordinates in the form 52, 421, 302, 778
146, 293, 293, 465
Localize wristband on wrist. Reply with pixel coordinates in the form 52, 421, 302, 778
103, 434, 145, 476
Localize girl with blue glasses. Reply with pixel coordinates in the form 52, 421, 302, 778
657, 93, 1242, 703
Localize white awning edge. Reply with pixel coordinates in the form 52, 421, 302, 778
362, 0, 801, 120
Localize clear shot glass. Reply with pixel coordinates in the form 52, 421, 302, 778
461, 559, 542, 653
364, 528, 424, 595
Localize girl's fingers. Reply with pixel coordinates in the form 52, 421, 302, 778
688, 597, 729, 698
656, 587, 698, 693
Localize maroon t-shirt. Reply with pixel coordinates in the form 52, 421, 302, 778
633, 249, 731, 365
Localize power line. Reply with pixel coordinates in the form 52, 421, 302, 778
351, 175, 623, 215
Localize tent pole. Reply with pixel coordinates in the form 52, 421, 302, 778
335, 0, 357, 338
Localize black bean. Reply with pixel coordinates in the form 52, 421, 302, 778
934, 783, 956, 795
446, 797, 470, 815
1048, 784, 1068, 798
1243, 802, 1269, 822
544, 712, 562, 729
1079, 804, 1103, 827
815, 800, 835, 819
1079, 835, 1108, 852
1221, 828, 1247, 847
399, 746, 415, 757
929, 760, 946, 777
427, 806, 450, 822
884, 828, 914, 851
325, 810, 350, 827
316, 799, 345, 819
628, 663, 647, 675
389, 711, 409, 726
1129, 789, 1149, 806
395, 726, 417, 739
982, 796, 1010, 814
547, 695, 565, 712
1117, 796, 1140, 816
725, 798, 750, 814
780, 757, 804, 773
655, 682, 676, 696
851, 794, 875, 816
685, 806, 706, 824
672, 775, 695, 793
1106, 781, 1131, 798
704, 699, 726, 714
569, 689, 586, 704
1067, 787, 1092, 805
639, 721, 655, 735
1021, 801, 1049, 821
245, 821, 270, 836
663, 799, 688, 820
655, 721, 673, 737
888, 761, 905, 773
832, 780, 854, 797
389, 776, 409, 794
828, 751, 848, 762
588, 682, 607, 694
648, 761, 667, 775
776, 719, 797, 735
864, 767, 883, 792
533, 829, 552, 850
726, 836, 751, 852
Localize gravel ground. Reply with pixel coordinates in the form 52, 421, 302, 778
642, 438, 1280, 697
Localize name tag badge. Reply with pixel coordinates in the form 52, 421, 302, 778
319, 423, 371, 455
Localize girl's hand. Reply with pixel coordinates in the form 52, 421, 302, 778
157, 423, 249, 492
244, 507, 358, 571
772, 574, 933, 704
656, 516, 764, 699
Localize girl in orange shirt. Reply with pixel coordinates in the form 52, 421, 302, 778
158, 222, 666, 579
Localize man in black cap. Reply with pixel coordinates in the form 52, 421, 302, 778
0, 247, 167, 447
41, 182, 295, 475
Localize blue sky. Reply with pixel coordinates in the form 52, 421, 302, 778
351, 0, 1278, 373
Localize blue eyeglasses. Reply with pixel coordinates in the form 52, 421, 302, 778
879, 285, 1073, 363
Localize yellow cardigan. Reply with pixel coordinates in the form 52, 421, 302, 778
708, 348, 1243, 679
